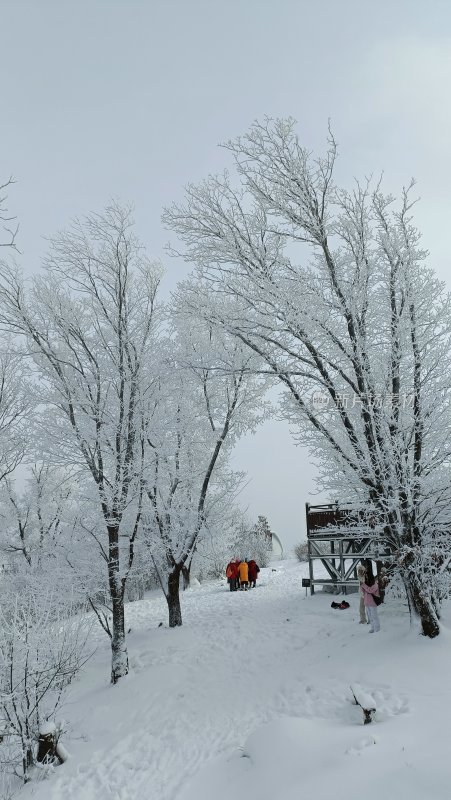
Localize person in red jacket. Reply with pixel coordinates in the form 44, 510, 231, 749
226, 560, 239, 591
248, 559, 260, 588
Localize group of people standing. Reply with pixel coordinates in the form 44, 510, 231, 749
357, 559, 382, 633
226, 559, 260, 591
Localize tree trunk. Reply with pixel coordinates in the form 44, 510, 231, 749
108, 525, 129, 683
167, 567, 182, 627
182, 564, 190, 590
110, 589, 129, 682
398, 519, 440, 639
405, 575, 440, 638
22, 742, 34, 782
376, 560, 385, 603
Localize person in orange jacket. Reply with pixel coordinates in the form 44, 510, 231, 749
238, 559, 249, 590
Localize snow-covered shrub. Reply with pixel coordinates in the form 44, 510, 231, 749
294, 542, 309, 562
0, 582, 92, 783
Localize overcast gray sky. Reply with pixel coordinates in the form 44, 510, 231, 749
3, 0, 451, 551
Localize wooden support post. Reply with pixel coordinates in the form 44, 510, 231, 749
339, 538, 345, 594
306, 503, 315, 595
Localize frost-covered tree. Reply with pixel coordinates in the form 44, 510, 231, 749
0, 182, 33, 483
233, 515, 273, 567
0, 204, 161, 680
0, 176, 18, 251
142, 323, 266, 626
0, 348, 31, 483
191, 504, 242, 581
62, 488, 160, 633
0, 465, 73, 568
250, 515, 274, 566
164, 118, 451, 637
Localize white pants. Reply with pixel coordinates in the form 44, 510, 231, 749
366, 605, 380, 632
359, 594, 367, 623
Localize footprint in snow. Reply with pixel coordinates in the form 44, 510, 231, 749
346, 735, 377, 755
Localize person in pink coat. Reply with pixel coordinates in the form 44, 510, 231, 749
360, 560, 380, 633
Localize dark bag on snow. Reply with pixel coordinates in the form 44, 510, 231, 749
331, 600, 350, 609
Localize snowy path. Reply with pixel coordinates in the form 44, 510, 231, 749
20, 561, 451, 800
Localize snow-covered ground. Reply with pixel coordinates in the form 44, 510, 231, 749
18, 560, 451, 800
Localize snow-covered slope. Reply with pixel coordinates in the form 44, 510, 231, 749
19, 561, 451, 800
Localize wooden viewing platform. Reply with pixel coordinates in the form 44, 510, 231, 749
305, 503, 386, 595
